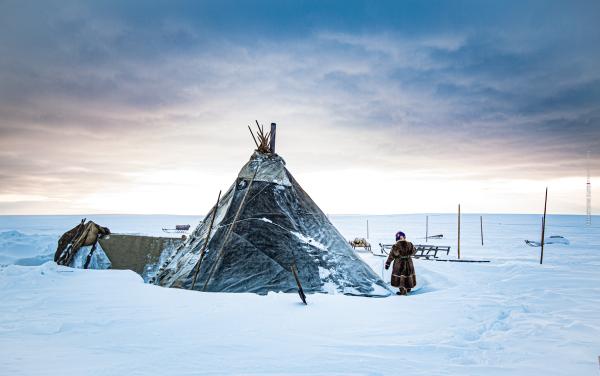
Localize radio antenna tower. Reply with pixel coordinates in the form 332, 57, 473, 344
586, 151, 592, 226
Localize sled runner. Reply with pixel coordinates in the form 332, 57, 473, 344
378, 243, 451, 259
162, 224, 191, 234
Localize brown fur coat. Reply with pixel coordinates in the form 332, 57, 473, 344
385, 240, 417, 289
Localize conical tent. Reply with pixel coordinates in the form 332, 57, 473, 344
155, 149, 391, 297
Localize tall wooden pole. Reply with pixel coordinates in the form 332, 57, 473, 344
191, 190, 222, 289
425, 215, 429, 242
540, 187, 548, 264
366, 219, 369, 239
480, 215, 484, 246
457, 204, 461, 259
269, 123, 277, 153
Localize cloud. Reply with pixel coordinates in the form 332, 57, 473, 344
0, 1, 599, 214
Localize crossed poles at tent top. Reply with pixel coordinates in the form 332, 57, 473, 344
248, 120, 272, 154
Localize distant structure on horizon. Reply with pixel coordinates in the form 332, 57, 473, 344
586, 151, 592, 226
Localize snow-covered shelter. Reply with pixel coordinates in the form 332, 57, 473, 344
155, 124, 391, 297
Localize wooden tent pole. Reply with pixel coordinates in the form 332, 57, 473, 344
426, 215, 429, 242
480, 215, 484, 246
269, 123, 277, 153
457, 204, 461, 259
540, 187, 548, 264
247, 125, 259, 148
202, 167, 260, 291
190, 190, 222, 289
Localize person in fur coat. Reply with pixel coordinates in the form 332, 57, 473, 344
385, 231, 417, 295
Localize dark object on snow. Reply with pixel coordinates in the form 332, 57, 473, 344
385, 240, 417, 291
162, 224, 191, 233
155, 126, 391, 297
54, 219, 111, 267
428, 234, 443, 239
525, 235, 569, 247
433, 259, 490, 263
349, 237, 371, 252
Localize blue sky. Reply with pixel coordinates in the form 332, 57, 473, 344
0, 1, 599, 214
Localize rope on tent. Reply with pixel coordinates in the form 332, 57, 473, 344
227, 215, 349, 260
215, 210, 323, 229
202, 165, 261, 291
190, 190, 222, 289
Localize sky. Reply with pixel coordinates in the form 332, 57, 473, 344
0, 0, 599, 215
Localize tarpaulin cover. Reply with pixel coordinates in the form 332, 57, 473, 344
155, 152, 391, 297
70, 244, 111, 270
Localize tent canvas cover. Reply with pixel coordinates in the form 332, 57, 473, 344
155, 149, 391, 297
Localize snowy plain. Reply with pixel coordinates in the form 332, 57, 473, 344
0, 214, 599, 375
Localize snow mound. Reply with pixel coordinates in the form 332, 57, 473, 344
0, 230, 56, 266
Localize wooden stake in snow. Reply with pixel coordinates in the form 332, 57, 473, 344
540, 187, 548, 265
426, 215, 429, 242
366, 219, 369, 239
291, 263, 307, 305
457, 205, 461, 259
480, 215, 484, 246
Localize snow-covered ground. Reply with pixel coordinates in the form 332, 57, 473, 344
1, 214, 599, 375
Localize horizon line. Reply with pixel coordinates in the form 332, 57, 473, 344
0, 212, 596, 217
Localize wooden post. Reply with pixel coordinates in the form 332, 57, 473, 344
425, 215, 429, 242
366, 219, 369, 239
540, 187, 548, 264
480, 215, 484, 246
291, 263, 307, 305
457, 204, 461, 259
203, 168, 260, 291
247, 125, 259, 148
269, 123, 277, 153
191, 190, 222, 289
